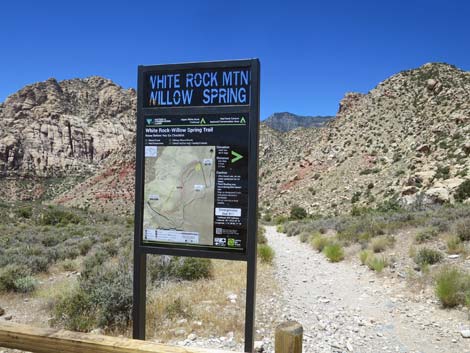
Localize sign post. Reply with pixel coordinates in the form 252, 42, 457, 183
133, 59, 260, 353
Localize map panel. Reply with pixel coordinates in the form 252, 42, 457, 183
143, 146, 215, 245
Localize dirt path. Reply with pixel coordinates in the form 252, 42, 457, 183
265, 226, 470, 353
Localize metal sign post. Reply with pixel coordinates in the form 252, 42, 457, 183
133, 59, 260, 353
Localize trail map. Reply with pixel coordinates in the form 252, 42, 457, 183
143, 146, 215, 245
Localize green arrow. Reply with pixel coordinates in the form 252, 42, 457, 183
146, 118, 153, 125
200, 118, 206, 124
231, 150, 243, 163
240, 116, 246, 124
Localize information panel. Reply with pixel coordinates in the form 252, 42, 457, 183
134, 60, 259, 352
142, 113, 249, 250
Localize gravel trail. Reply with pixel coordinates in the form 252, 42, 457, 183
265, 226, 470, 353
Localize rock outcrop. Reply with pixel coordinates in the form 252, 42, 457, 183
0, 77, 135, 178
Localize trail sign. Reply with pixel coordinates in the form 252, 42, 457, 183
133, 59, 260, 353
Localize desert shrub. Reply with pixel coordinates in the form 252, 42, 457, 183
173, 257, 213, 280
61, 259, 78, 271
455, 218, 470, 241
310, 235, 330, 252
257, 226, 267, 244
371, 236, 393, 253
276, 224, 285, 233
13, 276, 37, 293
258, 244, 275, 264
41, 233, 62, 247
55, 244, 81, 261
435, 266, 470, 308
274, 215, 288, 225
415, 227, 439, 243
53, 258, 133, 331
323, 243, 344, 262
414, 248, 443, 266
299, 232, 311, 243
262, 213, 272, 222
165, 297, 192, 319
0, 264, 31, 292
366, 255, 387, 272
78, 238, 94, 256
376, 199, 402, 213
359, 250, 372, 265
38, 208, 81, 226
147, 256, 213, 282
285, 222, 302, 237
435, 165, 450, 180
446, 236, 466, 254
290, 205, 307, 220
15, 206, 33, 219
455, 180, 470, 202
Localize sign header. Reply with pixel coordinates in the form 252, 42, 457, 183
143, 67, 251, 107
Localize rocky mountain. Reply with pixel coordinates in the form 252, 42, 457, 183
263, 112, 334, 132
0, 77, 136, 201
259, 63, 470, 216
1, 63, 469, 216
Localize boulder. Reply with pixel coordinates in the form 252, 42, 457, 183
425, 187, 449, 204
401, 186, 419, 196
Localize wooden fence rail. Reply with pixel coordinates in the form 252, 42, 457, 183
0, 321, 303, 353
0, 321, 230, 353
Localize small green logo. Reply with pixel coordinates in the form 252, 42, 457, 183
146, 118, 153, 125
227, 238, 235, 247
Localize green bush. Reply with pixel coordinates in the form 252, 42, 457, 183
262, 213, 272, 222
53, 258, 133, 331
290, 205, 307, 220
435, 165, 450, 180
78, 238, 94, 256
323, 243, 344, 262
446, 236, 466, 254
258, 244, 275, 264
310, 235, 330, 252
371, 236, 393, 253
414, 248, 443, 266
359, 250, 372, 265
38, 209, 82, 226
15, 206, 33, 219
147, 256, 213, 282
257, 226, 267, 244
366, 255, 387, 272
298, 232, 311, 243
172, 257, 213, 280
61, 259, 78, 271
274, 215, 288, 225
435, 266, 470, 308
13, 276, 37, 293
276, 224, 285, 233
415, 227, 439, 243
455, 218, 470, 241
455, 180, 470, 202
0, 264, 31, 292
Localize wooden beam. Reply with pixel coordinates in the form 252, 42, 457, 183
0, 321, 233, 353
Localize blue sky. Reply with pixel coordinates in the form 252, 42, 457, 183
1, 0, 469, 118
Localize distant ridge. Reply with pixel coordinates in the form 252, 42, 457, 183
263, 112, 334, 132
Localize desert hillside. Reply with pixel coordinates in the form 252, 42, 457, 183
0, 63, 469, 216
259, 63, 470, 216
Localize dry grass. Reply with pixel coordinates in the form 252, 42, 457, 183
145, 259, 276, 343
